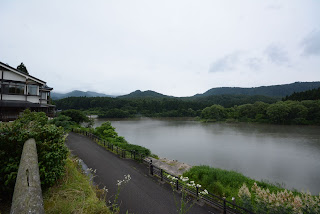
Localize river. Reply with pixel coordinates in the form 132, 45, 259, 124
94, 118, 320, 194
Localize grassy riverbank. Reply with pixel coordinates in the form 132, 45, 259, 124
183, 166, 320, 213
43, 156, 111, 214
183, 165, 290, 200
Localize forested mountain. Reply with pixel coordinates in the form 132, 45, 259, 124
194, 82, 320, 98
117, 90, 171, 99
51, 90, 114, 100
52, 82, 320, 100
283, 87, 320, 101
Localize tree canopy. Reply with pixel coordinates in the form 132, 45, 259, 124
17, 62, 29, 74
283, 87, 320, 101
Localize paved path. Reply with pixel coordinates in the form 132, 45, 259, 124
66, 132, 219, 214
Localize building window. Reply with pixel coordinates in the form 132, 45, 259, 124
28, 85, 38, 95
41, 92, 47, 99
1, 82, 25, 95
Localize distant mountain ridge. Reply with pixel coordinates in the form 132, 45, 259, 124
51, 90, 114, 100
117, 90, 172, 99
194, 82, 320, 98
52, 81, 320, 100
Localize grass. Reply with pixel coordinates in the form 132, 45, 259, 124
183, 165, 289, 201
43, 156, 111, 214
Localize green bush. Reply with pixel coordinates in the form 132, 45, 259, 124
92, 122, 151, 156
60, 109, 89, 124
0, 110, 68, 200
49, 114, 77, 131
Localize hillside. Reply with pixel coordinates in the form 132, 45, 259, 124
283, 87, 320, 101
51, 90, 113, 100
52, 82, 320, 100
117, 90, 172, 99
194, 82, 320, 98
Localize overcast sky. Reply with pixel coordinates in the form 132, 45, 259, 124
1, 0, 320, 96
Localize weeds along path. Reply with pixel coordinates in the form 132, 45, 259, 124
66, 132, 219, 214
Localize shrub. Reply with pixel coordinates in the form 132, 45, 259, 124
49, 114, 77, 131
0, 110, 68, 200
92, 122, 151, 156
60, 109, 89, 124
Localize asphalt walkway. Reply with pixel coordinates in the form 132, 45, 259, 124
66, 132, 219, 214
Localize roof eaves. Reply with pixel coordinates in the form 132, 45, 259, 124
0, 61, 46, 85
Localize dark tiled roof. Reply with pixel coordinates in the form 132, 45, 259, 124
40, 85, 53, 91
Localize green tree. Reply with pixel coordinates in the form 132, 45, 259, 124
301, 100, 320, 123
95, 121, 118, 138
0, 110, 68, 199
60, 109, 89, 124
286, 101, 308, 123
252, 101, 269, 121
237, 104, 255, 120
266, 102, 290, 124
201, 104, 227, 121
17, 62, 29, 74
48, 114, 77, 130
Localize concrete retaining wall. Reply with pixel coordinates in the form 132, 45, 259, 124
10, 138, 44, 214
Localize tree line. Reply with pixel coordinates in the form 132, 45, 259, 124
54, 90, 320, 125
55, 95, 278, 118
200, 100, 320, 125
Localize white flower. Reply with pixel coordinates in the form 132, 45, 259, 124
199, 189, 208, 195
117, 180, 123, 186
102, 186, 108, 193
196, 184, 201, 188
124, 174, 131, 181
182, 177, 189, 182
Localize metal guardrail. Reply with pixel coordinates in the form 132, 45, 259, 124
10, 138, 44, 214
72, 128, 255, 214
73, 128, 145, 162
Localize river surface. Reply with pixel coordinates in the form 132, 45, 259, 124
94, 118, 320, 194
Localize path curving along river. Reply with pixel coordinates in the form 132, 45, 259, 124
94, 118, 320, 194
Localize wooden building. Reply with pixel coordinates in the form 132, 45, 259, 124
0, 61, 55, 121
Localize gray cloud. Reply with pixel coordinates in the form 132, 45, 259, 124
246, 57, 262, 70
264, 44, 289, 65
0, 1, 319, 96
209, 52, 240, 73
301, 30, 320, 56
